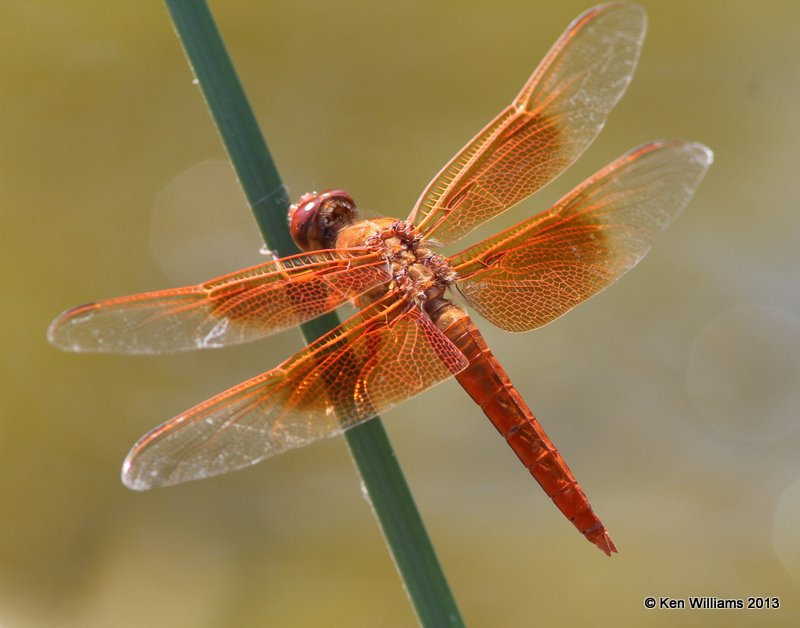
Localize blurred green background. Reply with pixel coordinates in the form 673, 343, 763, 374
2, 0, 799, 625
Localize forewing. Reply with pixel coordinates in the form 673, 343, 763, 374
409, 3, 646, 245
450, 142, 713, 332
48, 248, 388, 354
122, 295, 468, 490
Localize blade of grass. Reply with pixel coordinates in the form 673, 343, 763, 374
163, 1, 464, 625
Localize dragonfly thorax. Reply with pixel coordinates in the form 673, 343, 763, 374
366, 219, 457, 306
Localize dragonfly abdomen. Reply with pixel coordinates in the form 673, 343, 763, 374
428, 299, 617, 556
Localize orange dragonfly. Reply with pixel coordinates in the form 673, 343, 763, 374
48, 3, 711, 555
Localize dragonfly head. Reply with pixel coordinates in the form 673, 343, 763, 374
289, 189, 358, 251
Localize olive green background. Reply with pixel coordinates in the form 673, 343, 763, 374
2, 1, 799, 626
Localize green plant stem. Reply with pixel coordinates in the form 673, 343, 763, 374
163, 1, 464, 625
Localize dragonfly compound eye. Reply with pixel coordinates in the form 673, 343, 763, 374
289, 189, 357, 251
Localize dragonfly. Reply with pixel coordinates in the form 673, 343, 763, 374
48, 3, 712, 555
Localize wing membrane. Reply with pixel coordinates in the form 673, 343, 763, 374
409, 3, 647, 245
450, 141, 713, 332
122, 295, 468, 490
48, 248, 389, 354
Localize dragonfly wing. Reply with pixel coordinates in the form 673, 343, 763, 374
450, 141, 713, 332
48, 248, 388, 354
122, 294, 468, 490
409, 3, 646, 245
